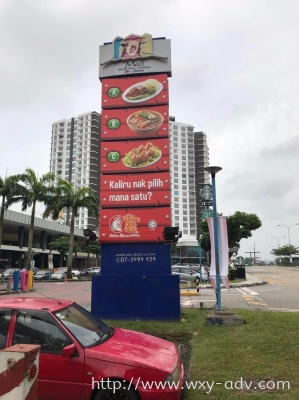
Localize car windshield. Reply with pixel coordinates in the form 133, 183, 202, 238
54, 303, 111, 348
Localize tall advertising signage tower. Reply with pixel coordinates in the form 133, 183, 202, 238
92, 33, 180, 320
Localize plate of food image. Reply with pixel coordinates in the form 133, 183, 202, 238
122, 79, 163, 103
127, 110, 164, 135
122, 142, 162, 168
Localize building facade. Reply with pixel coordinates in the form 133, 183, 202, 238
169, 119, 210, 263
50, 111, 100, 232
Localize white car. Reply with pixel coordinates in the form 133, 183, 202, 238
71, 269, 82, 277
51, 268, 67, 281
86, 267, 100, 275
172, 266, 209, 282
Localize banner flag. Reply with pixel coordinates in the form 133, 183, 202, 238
207, 216, 229, 290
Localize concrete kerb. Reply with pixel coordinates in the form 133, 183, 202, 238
0, 289, 35, 296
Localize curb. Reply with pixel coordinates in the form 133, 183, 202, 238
180, 280, 268, 295
0, 289, 35, 296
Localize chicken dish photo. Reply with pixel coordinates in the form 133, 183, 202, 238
122, 142, 161, 168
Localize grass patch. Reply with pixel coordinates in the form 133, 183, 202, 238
103, 309, 299, 399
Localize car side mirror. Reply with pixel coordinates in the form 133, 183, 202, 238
62, 343, 76, 358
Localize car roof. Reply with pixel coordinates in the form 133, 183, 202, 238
0, 297, 73, 312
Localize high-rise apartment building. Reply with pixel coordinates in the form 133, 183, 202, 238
169, 119, 210, 262
194, 131, 210, 230
49, 111, 100, 232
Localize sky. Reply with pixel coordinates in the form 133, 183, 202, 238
0, 0, 298, 261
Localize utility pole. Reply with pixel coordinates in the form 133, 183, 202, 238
245, 243, 260, 264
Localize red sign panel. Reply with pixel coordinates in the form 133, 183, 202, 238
100, 207, 171, 243
101, 74, 169, 109
101, 105, 169, 141
101, 138, 169, 174
100, 172, 171, 208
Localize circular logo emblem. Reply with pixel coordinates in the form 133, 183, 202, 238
148, 220, 157, 230
109, 216, 125, 232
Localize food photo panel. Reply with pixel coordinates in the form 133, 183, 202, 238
100, 138, 169, 174
101, 74, 169, 109
101, 105, 169, 141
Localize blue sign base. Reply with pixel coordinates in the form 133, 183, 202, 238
91, 274, 180, 320
101, 242, 171, 275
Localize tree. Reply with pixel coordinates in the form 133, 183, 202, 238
48, 237, 78, 268
44, 180, 99, 279
6, 168, 55, 270
87, 243, 101, 268
199, 211, 262, 252
272, 245, 299, 257
0, 174, 23, 253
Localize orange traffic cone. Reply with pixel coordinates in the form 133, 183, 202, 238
64, 276, 67, 283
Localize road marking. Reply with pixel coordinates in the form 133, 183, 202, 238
181, 300, 216, 305
247, 301, 270, 307
242, 287, 259, 295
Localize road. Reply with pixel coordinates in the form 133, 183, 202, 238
1, 266, 299, 312
182, 265, 299, 311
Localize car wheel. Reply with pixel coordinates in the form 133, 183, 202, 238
94, 381, 139, 400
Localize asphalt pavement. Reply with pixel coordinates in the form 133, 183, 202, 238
0, 272, 267, 311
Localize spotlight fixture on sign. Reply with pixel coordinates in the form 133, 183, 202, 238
163, 227, 182, 243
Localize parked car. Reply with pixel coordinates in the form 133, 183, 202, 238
1, 268, 20, 280
21, 266, 39, 275
0, 297, 184, 400
34, 271, 52, 281
188, 265, 210, 277
71, 269, 84, 277
78, 268, 88, 276
51, 268, 67, 281
86, 267, 100, 275
172, 265, 209, 282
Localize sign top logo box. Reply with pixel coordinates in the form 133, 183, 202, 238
99, 33, 172, 79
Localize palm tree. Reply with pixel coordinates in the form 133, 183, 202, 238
43, 180, 99, 279
0, 174, 23, 254
6, 168, 56, 270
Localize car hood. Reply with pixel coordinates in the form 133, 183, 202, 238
85, 328, 178, 374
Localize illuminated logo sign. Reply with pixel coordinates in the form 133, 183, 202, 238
101, 33, 168, 67
109, 214, 141, 234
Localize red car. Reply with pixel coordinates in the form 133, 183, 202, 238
0, 297, 184, 400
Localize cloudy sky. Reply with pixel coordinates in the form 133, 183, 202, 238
1, 0, 298, 260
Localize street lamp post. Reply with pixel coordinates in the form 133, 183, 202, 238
205, 166, 222, 311
268, 245, 276, 264
271, 236, 285, 265
277, 224, 299, 264
198, 235, 202, 282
